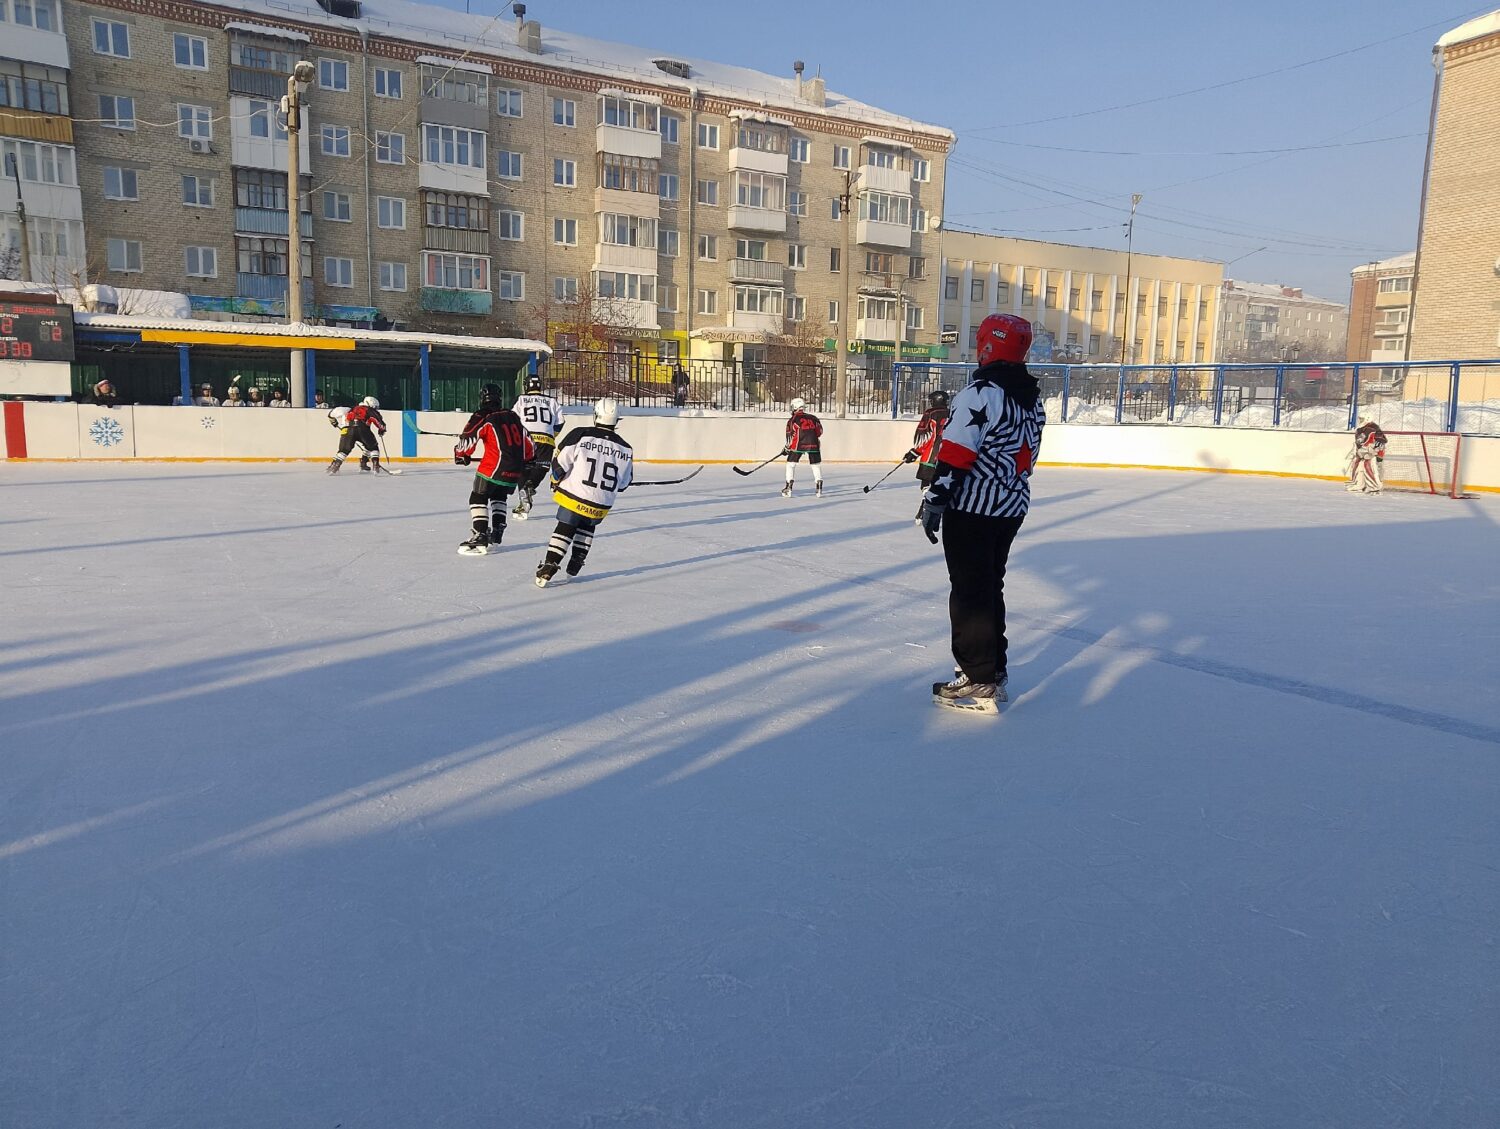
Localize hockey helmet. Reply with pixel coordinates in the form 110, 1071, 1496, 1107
594, 397, 621, 429
525, 373, 543, 393
789, 397, 806, 413
975, 313, 1033, 366
479, 382, 504, 407
928, 390, 949, 408
362, 395, 380, 408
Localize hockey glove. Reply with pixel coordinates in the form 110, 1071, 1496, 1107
919, 497, 945, 545
903, 449, 918, 463
454, 453, 471, 466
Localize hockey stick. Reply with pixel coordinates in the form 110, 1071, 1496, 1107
861, 458, 910, 494
417, 428, 464, 437
376, 433, 403, 474
631, 466, 704, 487
731, 450, 787, 477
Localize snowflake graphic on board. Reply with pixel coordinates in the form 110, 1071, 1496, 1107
89, 416, 125, 448
201, 416, 216, 429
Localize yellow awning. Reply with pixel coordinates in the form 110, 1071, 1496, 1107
139, 329, 357, 351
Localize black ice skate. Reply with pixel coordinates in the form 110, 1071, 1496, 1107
326, 460, 341, 475
565, 556, 586, 577
456, 531, 490, 556
815, 480, 824, 497
513, 492, 533, 520
780, 482, 793, 498
535, 561, 559, 588
932, 672, 1005, 715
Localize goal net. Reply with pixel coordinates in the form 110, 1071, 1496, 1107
1362, 431, 1462, 498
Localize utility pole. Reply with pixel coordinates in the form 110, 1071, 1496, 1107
5, 153, 33, 283
835, 168, 857, 418
283, 60, 316, 406
1119, 192, 1141, 367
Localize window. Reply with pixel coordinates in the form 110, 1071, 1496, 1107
831, 198, 843, 220
107, 238, 142, 272
858, 191, 910, 226
789, 136, 810, 163
944, 277, 959, 301
552, 217, 577, 245
497, 271, 524, 301
174, 33, 207, 70
1069, 287, 1080, 310
912, 209, 927, 233
177, 104, 211, 141
736, 238, 767, 261
658, 283, 679, 312
553, 158, 576, 187
734, 170, 785, 211
1091, 289, 1103, 311
421, 64, 487, 105
1088, 334, 1101, 356
423, 251, 489, 291
997, 281, 1010, 303
423, 124, 484, 168
969, 327, 980, 350
553, 276, 578, 301
375, 132, 404, 165
658, 228, 679, 257
246, 99, 285, 139
322, 191, 352, 221
829, 247, 840, 273
858, 296, 898, 321
733, 285, 782, 315
697, 122, 719, 149
695, 179, 719, 206
659, 173, 679, 201
6, 0, 57, 29
867, 147, 896, 169
658, 339, 681, 363
908, 256, 926, 280
237, 236, 310, 279
2, 140, 73, 186
1045, 285, 1058, 309
594, 271, 654, 302
379, 262, 407, 291
496, 88, 523, 117
788, 190, 807, 217
1021, 284, 1034, 307
552, 97, 576, 126
324, 256, 353, 287
103, 166, 137, 200
788, 244, 806, 270
496, 209, 524, 241
98, 94, 135, 130
376, 196, 405, 229
184, 245, 216, 277
423, 191, 488, 231
697, 288, 717, 314
697, 234, 718, 261
0, 66, 68, 114
235, 168, 293, 211
181, 174, 213, 207
828, 300, 840, 324
598, 152, 658, 193
373, 67, 402, 99
865, 251, 893, 276
912, 157, 930, 182
92, 19, 130, 57
599, 94, 657, 131
318, 59, 348, 92
659, 112, 680, 144
497, 150, 522, 180
833, 144, 851, 169
787, 295, 805, 322
1378, 276, 1412, 293
906, 305, 924, 330
321, 125, 351, 157
602, 213, 656, 247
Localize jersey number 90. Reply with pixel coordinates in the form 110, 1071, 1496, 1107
522, 403, 554, 427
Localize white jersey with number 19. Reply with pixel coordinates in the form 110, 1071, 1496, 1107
551, 426, 634, 520
512, 393, 565, 447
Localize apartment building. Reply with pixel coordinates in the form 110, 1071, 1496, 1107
1216, 280, 1346, 363
937, 230, 1224, 364
0, 0, 87, 285
1347, 252, 1414, 363
1409, 13, 1500, 359
35, 0, 952, 370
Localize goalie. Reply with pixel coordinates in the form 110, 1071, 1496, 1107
1346, 418, 1387, 494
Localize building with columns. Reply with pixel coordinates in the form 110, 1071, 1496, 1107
936, 230, 1224, 365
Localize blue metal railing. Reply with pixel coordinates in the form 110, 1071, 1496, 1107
890, 359, 1500, 437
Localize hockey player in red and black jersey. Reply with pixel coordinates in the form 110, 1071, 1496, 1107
781, 398, 824, 497
903, 389, 950, 520
535, 398, 634, 587
453, 383, 534, 555
919, 313, 1045, 713
327, 396, 387, 474
1347, 416, 1387, 494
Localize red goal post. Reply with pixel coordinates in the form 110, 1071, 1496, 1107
1374, 431, 1462, 498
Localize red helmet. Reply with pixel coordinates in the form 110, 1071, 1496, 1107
975, 314, 1033, 366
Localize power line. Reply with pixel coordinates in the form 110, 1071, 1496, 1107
960, 133, 1426, 158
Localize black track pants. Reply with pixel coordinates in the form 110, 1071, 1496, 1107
941, 510, 1025, 685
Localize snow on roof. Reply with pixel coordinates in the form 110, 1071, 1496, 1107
1224, 279, 1344, 307
415, 52, 493, 75
1350, 252, 1417, 276
1436, 10, 1500, 50
75, 312, 551, 355
600, 86, 663, 105
862, 134, 911, 149
215, 0, 954, 142
225, 20, 311, 42
728, 109, 792, 127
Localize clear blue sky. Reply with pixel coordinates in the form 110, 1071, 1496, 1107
431, 0, 1488, 302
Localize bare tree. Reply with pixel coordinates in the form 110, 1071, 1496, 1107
0, 243, 19, 282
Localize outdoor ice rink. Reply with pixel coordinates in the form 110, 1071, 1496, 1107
3, 460, 1498, 1129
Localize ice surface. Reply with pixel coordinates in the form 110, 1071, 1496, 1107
2, 462, 1498, 1128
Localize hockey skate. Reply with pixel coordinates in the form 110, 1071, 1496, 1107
456, 531, 490, 556
565, 556, 587, 577
326, 461, 341, 475
513, 491, 533, 520
535, 561, 559, 588
815, 480, 824, 497
359, 456, 371, 473
780, 482, 793, 498
932, 672, 1005, 715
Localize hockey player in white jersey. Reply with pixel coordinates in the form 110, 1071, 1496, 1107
510, 373, 566, 519
535, 398, 634, 587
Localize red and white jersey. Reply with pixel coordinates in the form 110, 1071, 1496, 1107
911, 407, 949, 465
512, 393, 565, 447
347, 405, 386, 434
552, 426, 634, 520
455, 408, 532, 485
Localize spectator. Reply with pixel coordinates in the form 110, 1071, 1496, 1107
90, 379, 118, 407
195, 383, 219, 407
247, 387, 266, 407
223, 386, 247, 407
172, 388, 191, 406
671, 362, 690, 407
268, 388, 291, 408
312, 390, 329, 410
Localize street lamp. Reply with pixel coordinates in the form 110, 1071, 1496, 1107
283, 60, 315, 406
835, 167, 862, 419
4, 152, 31, 282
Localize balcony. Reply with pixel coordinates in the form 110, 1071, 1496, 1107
728, 309, 781, 335
728, 205, 786, 235
857, 218, 911, 249
0, 109, 73, 144
6, 22, 69, 69
728, 258, 783, 285
594, 242, 656, 275
229, 67, 284, 98
234, 206, 313, 237
728, 145, 787, 176
418, 159, 487, 197
591, 296, 658, 331
856, 317, 902, 343
594, 186, 659, 220
421, 287, 493, 315
422, 226, 489, 254
860, 163, 911, 195
596, 123, 661, 160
